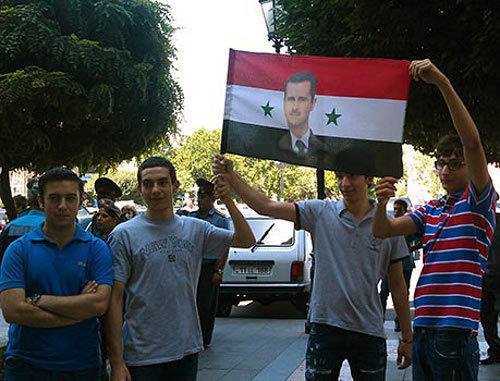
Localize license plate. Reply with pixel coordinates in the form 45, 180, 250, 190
233, 265, 272, 275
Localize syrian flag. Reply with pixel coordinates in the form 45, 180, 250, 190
221, 49, 411, 177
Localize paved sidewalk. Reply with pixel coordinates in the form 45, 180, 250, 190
198, 302, 500, 380
288, 320, 500, 380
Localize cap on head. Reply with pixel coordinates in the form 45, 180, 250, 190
196, 178, 215, 197
95, 177, 122, 200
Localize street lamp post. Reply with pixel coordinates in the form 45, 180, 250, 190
258, 0, 283, 54
258, 0, 326, 200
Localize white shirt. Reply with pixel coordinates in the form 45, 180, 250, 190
290, 128, 311, 154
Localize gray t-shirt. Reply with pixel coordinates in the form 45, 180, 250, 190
297, 199, 408, 338
108, 214, 234, 366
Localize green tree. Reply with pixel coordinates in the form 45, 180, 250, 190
276, 0, 499, 163
0, 0, 182, 219
85, 169, 143, 204
165, 128, 337, 202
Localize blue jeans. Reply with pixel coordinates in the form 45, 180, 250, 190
128, 353, 198, 381
413, 327, 479, 380
305, 324, 387, 380
4, 358, 100, 381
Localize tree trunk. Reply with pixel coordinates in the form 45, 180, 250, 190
0, 166, 17, 221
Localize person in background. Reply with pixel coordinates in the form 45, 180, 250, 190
13, 195, 28, 217
480, 214, 500, 365
90, 178, 122, 239
188, 178, 230, 348
93, 198, 123, 381
121, 205, 137, 220
96, 199, 123, 242
379, 199, 422, 332
0, 179, 44, 263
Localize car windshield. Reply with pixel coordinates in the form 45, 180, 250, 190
230, 218, 295, 246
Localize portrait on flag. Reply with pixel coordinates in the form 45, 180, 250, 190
221, 49, 412, 177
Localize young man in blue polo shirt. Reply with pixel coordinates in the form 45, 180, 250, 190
0, 168, 113, 380
213, 155, 413, 380
373, 60, 497, 380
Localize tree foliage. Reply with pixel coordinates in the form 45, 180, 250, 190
166, 128, 338, 202
84, 168, 143, 204
0, 0, 182, 218
276, 0, 500, 163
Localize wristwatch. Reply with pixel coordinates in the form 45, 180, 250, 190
26, 294, 41, 306
215, 269, 224, 276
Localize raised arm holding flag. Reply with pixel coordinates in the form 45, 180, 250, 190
372, 59, 497, 381
213, 154, 412, 379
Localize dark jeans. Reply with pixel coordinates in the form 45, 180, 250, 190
4, 359, 100, 381
305, 324, 387, 380
128, 353, 198, 381
196, 259, 219, 346
480, 274, 500, 358
413, 327, 479, 380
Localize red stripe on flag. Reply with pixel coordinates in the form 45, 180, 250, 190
414, 284, 482, 299
227, 49, 411, 100
415, 306, 480, 320
420, 261, 483, 276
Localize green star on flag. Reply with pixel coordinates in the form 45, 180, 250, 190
261, 101, 274, 117
325, 107, 342, 126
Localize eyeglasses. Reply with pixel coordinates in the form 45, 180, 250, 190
434, 159, 464, 171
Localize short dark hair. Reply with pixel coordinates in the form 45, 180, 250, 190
13, 195, 27, 210
284, 71, 317, 99
137, 157, 177, 185
435, 134, 464, 159
38, 168, 84, 199
394, 199, 408, 210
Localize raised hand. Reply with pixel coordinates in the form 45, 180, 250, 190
214, 175, 231, 201
409, 59, 447, 86
213, 154, 233, 175
374, 177, 398, 206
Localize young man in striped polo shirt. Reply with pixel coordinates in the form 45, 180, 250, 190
373, 59, 497, 380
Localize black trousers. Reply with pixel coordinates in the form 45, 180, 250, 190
480, 274, 500, 357
196, 259, 219, 347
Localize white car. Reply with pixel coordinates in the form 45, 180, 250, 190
217, 211, 313, 317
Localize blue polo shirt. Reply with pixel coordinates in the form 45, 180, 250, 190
0, 224, 113, 371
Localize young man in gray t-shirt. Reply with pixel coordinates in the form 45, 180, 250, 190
104, 157, 255, 381
213, 155, 412, 380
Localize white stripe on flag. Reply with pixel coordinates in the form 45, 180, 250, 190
224, 84, 406, 143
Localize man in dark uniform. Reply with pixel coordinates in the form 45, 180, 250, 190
188, 178, 230, 348
480, 214, 500, 365
90, 177, 122, 238
0, 179, 44, 263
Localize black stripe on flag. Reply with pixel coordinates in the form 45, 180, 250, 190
221, 120, 402, 178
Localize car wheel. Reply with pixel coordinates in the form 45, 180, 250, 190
216, 297, 233, 317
